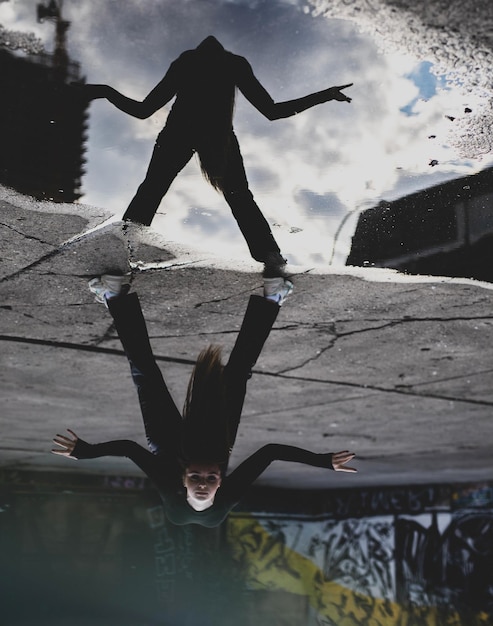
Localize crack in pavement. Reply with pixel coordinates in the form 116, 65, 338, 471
0, 217, 122, 284
277, 315, 493, 375
2, 334, 492, 408
98, 322, 305, 341
151, 329, 239, 339
245, 391, 380, 419
194, 285, 260, 307
277, 320, 396, 374
334, 314, 493, 324
0, 220, 55, 246
393, 366, 493, 389
95, 327, 243, 342
0, 245, 73, 283
264, 370, 493, 407
130, 259, 201, 272
277, 336, 337, 375
0, 334, 197, 366
260, 426, 378, 441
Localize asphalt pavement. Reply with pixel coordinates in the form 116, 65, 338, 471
2, 190, 493, 489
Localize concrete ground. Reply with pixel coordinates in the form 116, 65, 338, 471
1, 190, 493, 489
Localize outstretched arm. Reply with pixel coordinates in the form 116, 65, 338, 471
74, 59, 181, 119
52, 429, 157, 476
224, 444, 356, 497
236, 58, 352, 120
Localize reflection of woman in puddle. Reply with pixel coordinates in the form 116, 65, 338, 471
80, 35, 352, 276
53, 274, 356, 527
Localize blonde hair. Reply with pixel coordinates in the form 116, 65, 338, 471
181, 344, 230, 465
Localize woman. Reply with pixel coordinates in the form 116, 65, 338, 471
53, 274, 356, 527
80, 35, 353, 275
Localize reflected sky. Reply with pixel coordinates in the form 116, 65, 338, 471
2, 0, 492, 268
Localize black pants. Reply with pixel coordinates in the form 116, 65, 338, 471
107, 292, 280, 457
122, 125, 281, 263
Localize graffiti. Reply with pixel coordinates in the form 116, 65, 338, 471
396, 511, 493, 615
228, 483, 493, 625
246, 521, 302, 579
312, 518, 395, 601
331, 485, 447, 518
453, 484, 493, 509
228, 516, 406, 625
147, 505, 196, 605
148, 505, 176, 604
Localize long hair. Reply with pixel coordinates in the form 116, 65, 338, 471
181, 344, 230, 467
191, 36, 236, 191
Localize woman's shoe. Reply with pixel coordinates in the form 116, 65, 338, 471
263, 277, 294, 305
88, 273, 131, 306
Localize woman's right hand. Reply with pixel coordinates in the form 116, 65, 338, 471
52, 429, 79, 459
331, 450, 357, 472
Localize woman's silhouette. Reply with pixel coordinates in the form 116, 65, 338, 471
52, 274, 356, 527
81, 35, 353, 274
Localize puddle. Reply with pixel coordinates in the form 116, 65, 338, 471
2, 0, 493, 276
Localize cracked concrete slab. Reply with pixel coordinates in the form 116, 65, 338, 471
1, 193, 493, 489
0, 198, 87, 279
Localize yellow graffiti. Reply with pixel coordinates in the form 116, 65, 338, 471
227, 516, 490, 626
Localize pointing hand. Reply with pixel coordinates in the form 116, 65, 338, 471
327, 83, 353, 103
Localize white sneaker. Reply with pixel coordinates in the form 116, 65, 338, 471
263, 277, 294, 306
88, 273, 131, 306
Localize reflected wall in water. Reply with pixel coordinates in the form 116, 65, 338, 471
0, 469, 244, 625
347, 165, 493, 282
0, 2, 88, 203
2, 469, 492, 625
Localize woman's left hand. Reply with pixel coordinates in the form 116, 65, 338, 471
52, 429, 79, 459
331, 450, 357, 472
326, 84, 353, 103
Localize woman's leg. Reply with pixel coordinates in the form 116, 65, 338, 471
224, 295, 280, 448
107, 292, 182, 455
123, 125, 195, 226
221, 133, 285, 265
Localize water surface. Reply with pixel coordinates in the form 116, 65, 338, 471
2, 0, 492, 273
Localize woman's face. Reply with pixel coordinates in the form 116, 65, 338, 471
183, 463, 222, 503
